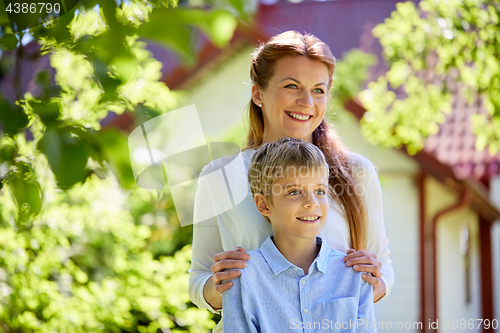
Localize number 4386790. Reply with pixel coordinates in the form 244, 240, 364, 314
443, 319, 498, 330
6, 2, 61, 14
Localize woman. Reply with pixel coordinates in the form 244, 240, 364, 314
188, 30, 393, 331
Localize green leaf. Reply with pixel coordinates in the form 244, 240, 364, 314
137, 9, 195, 65
0, 0, 9, 26
8, 173, 43, 223
0, 137, 15, 163
0, 33, 18, 50
0, 98, 29, 136
177, 9, 238, 48
97, 129, 136, 190
30, 100, 61, 125
37, 125, 90, 188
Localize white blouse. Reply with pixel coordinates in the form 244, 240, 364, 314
188, 148, 394, 321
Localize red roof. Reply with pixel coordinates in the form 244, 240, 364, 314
424, 94, 500, 181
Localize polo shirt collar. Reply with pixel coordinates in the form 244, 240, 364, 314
260, 236, 331, 276
315, 236, 330, 274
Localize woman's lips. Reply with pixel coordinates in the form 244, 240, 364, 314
285, 111, 312, 122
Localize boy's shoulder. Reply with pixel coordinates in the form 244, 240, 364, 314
242, 248, 269, 274
323, 248, 366, 282
324, 248, 351, 269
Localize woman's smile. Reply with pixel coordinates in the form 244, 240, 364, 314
285, 111, 313, 121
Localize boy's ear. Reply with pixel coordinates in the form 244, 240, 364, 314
254, 193, 270, 217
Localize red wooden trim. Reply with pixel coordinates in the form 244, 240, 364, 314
479, 215, 494, 332
418, 171, 429, 333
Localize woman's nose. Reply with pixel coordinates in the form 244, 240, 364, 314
297, 91, 313, 108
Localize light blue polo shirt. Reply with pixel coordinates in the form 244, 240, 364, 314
222, 236, 376, 333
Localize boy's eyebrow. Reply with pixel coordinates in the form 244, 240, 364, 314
284, 183, 328, 188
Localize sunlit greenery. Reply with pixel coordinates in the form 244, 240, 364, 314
0, 0, 252, 330
359, 0, 500, 155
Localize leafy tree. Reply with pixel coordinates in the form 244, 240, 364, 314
358, 0, 500, 154
0, 0, 252, 331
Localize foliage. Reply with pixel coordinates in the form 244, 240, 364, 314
0, 147, 214, 332
359, 0, 500, 154
327, 49, 377, 123
0, 0, 252, 330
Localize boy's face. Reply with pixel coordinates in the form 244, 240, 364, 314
255, 170, 329, 241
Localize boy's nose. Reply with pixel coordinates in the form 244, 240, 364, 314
303, 195, 319, 208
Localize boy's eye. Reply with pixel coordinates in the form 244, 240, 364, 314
288, 189, 300, 195
316, 189, 326, 195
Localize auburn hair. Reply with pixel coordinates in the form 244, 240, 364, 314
242, 31, 367, 250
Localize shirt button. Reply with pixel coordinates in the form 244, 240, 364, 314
301, 280, 306, 285
303, 308, 308, 313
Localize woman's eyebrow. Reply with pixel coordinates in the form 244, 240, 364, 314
279, 77, 327, 87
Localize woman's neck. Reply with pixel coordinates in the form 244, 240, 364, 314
261, 132, 314, 145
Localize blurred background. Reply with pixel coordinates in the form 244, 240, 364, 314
0, 0, 499, 332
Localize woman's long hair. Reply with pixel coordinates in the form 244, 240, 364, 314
243, 31, 367, 250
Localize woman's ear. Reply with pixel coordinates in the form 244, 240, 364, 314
252, 85, 262, 106
254, 193, 270, 217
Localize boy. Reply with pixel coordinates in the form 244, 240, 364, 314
222, 137, 376, 333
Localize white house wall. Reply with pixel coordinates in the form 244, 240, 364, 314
177, 46, 255, 144
334, 113, 421, 332
426, 177, 482, 333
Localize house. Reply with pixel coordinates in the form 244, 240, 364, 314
139, 0, 500, 331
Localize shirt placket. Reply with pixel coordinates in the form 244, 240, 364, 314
298, 274, 314, 333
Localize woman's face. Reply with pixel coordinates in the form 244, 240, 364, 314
252, 56, 330, 144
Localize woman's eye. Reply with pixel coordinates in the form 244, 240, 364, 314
288, 189, 300, 195
285, 84, 298, 89
313, 88, 325, 94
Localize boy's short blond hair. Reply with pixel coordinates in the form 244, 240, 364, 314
248, 137, 329, 223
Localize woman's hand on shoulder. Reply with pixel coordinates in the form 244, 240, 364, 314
343, 249, 386, 302
211, 247, 251, 295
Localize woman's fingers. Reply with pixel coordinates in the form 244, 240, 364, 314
344, 256, 382, 269
214, 281, 233, 295
352, 264, 382, 278
211, 259, 247, 274
343, 250, 377, 261
361, 273, 381, 290
213, 269, 242, 285
213, 248, 251, 264
210, 247, 251, 295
